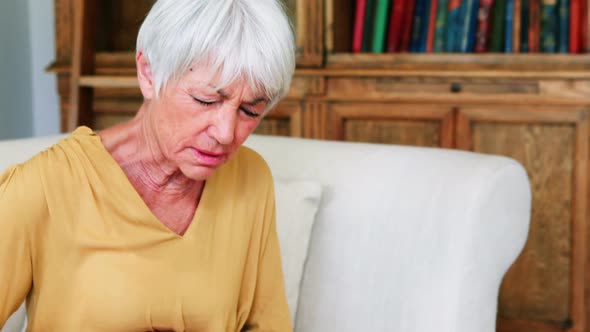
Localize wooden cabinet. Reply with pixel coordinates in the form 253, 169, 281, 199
324, 102, 454, 148
49, 0, 590, 330
457, 105, 589, 332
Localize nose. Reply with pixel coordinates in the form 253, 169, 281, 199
209, 104, 237, 145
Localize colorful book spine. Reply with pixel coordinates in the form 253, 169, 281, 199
401, 0, 417, 51
352, 0, 368, 53
387, 0, 407, 52
362, 0, 377, 52
458, 0, 479, 52
446, 0, 463, 51
434, 0, 450, 51
540, 0, 557, 52
411, 0, 429, 52
521, 0, 529, 52
372, 0, 391, 52
582, 0, 588, 51
475, 0, 495, 52
513, 0, 522, 52
528, 0, 541, 51
426, 0, 439, 52
490, 0, 507, 51
557, 0, 569, 52
569, 0, 581, 52
505, 0, 514, 52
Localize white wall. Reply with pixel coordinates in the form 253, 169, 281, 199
0, 0, 33, 139
29, 0, 60, 137
0, 0, 60, 139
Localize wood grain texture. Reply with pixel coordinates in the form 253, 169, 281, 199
54, 0, 72, 63
457, 105, 589, 332
482, 122, 573, 322
93, 113, 134, 130
304, 102, 328, 139
539, 81, 590, 99
254, 119, 291, 137
344, 120, 440, 146
296, 0, 324, 66
69, 0, 97, 131
497, 318, 572, 332
103, 0, 154, 51
326, 53, 590, 72
326, 77, 540, 99
327, 103, 454, 147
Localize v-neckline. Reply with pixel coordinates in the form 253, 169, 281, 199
75, 126, 212, 240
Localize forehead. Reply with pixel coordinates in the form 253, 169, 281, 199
179, 62, 267, 100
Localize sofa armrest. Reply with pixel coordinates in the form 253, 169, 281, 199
244, 136, 532, 332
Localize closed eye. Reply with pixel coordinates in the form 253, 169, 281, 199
193, 97, 215, 106
241, 107, 260, 118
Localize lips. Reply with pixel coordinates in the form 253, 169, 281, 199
191, 148, 225, 167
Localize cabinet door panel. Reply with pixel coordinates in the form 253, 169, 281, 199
344, 119, 441, 146
457, 106, 589, 332
321, 103, 454, 147
254, 101, 303, 138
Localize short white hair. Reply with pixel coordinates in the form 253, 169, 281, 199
137, 0, 295, 111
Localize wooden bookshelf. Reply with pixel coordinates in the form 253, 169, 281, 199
49, 0, 590, 331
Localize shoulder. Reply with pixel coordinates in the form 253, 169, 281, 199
0, 127, 100, 198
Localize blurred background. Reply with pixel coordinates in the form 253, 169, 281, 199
2, 0, 590, 331
0, 0, 60, 139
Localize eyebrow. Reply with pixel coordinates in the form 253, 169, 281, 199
215, 87, 268, 106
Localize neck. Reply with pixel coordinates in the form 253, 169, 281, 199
98, 104, 203, 201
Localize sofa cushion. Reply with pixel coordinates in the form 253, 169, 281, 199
274, 177, 322, 323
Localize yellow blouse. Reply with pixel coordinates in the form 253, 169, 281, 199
0, 127, 291, 331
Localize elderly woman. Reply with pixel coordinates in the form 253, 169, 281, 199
0, 0, 295, 331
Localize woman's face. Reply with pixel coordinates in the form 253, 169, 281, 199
142, 61, 267, 181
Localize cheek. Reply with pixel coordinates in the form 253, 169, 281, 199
236, 120, 260, 140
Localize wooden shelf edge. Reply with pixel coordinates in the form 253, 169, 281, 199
79, 75, 139, 88
47, 52, 590, 79
496, 318, 571, 332
310, 94, 590, 105
325, 53, 590, 78
296, 68, 590, 79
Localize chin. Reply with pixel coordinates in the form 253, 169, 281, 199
180, 165, 218, 182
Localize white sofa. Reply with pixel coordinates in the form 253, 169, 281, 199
0, 133, 531, 332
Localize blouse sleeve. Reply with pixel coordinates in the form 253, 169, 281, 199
0, 165, 40, 326
242, 180, 293, 332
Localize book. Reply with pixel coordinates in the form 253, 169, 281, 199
490, 0, 507, 51
434, 0, 450, 51
387, 0, 407, 52
426, 0, 439, 52
505, 0, 514, 52
540, 0, 557, 52
521, 0, 529, 52
582, 0, 588, 51
528, 0, 541, 51
447, 0, 463, 51
513, 0, 522, 52
401, 0, 417, 51
411, 0, 430, 52
352, 0, 368, 53
372, 0, 392, 52
557, 0, 569, 52
475, 0, 495, 52
362, 0, 377, 52
458, 0, 480, 52
569, 0, 581, 52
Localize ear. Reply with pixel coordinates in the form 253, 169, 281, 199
136, 51, 155, 100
